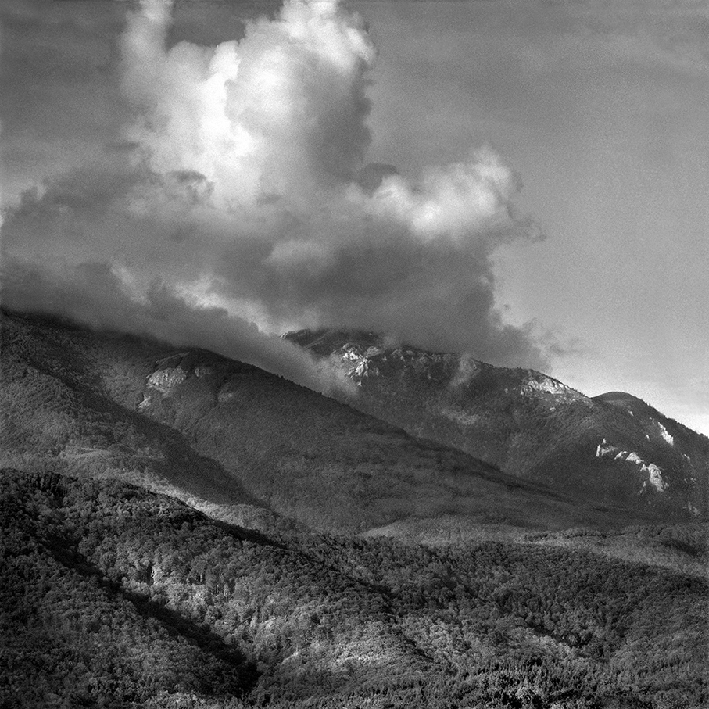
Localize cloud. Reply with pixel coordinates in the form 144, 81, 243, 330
539, 1, 709, 74
0, 0, 128, 203
1, 259, 354, 396
2, 0, 548, 387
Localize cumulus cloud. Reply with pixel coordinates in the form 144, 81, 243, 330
1, 0, 547, 388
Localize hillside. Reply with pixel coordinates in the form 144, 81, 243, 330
2, 310, 708, 707
2, 468, 707, 708
286, 330, 709, 521
1, 310, 647, 537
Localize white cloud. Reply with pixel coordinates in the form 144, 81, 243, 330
2, 0, 548, 388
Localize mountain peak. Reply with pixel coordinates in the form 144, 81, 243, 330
595, 391, 646, 407
286, 329, 588, 401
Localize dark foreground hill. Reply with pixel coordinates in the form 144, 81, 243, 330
2, 468, 707, 708
286, 330, 709, 521
1, 310, 650, 538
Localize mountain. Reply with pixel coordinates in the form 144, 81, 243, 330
286, 330, 709, 521
1, 309, 641, 539
2, 310, 708, 707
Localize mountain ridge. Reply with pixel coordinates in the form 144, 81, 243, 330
286, 328, 708, 520
2, 310, 708, 707
2, 309, 647, 540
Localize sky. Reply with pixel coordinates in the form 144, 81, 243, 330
1, 0, 707, 435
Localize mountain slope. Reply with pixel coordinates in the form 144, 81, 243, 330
2, 311, 708, 707
0, 471, 257, 707
286, 329, 708, 520
0, 311, 284, 532
2, 468, 707, 708
1, 310, 644, 537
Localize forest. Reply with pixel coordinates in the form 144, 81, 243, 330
1, 469, 706, 709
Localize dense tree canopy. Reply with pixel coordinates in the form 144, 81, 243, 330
1, 470, 706, 708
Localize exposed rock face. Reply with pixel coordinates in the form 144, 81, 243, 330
139, 355, 190, 409
595, 439, 668, 493
287, 330, 709, 520
520, 375, 590, 406
138, 351, 259, 412
147, 358, 190, 394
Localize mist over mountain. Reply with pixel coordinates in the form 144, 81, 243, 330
1, 0, 547, 386
286, 329, 709, 521
2, 0, 708, 703
1, 310, 628, 537
3, 309, 707, 539
2, 310, 708, 708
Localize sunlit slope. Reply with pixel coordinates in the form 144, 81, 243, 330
1, 310, 641, 534
287, 329, 709, 520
